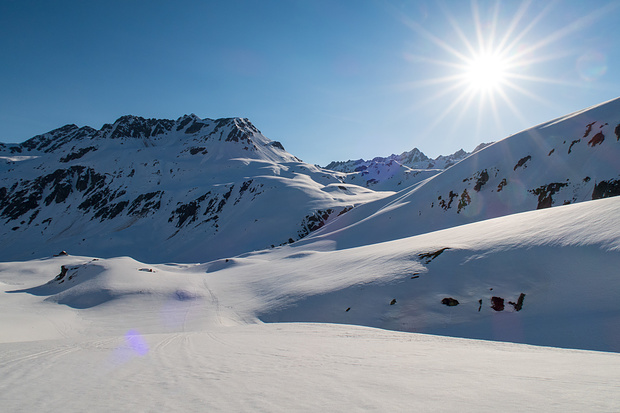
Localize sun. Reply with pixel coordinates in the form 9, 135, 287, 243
464, 52, 508, 92
396, 0, 618, 139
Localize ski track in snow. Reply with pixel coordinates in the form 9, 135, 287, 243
1, 325, 619, 412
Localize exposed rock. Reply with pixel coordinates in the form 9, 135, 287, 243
419, 247, 450, 264
588, 132, 604, 147
583, 121, 596, 138
441, 297, 459, 307
185, 121, 206, 134
513, 155, 531, 171
390, 299, 397, 305
54, 265, 68, 283
60, 146, 98, 162
189, 146, 207, 155
473, 170, 489, 192
297, 208, 335, 239
490, 296, 505, 311
438, 191, 458, 211
497, 178, 507, 192
568, 139, 580, 154
269, 141, 285, 150
508, 293, 526, 311
529, 182, 568, 209
592, 179, 620, 199
457, 189, 471, 213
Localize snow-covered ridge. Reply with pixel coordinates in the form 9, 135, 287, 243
0, 114, 388, 263
306, 97, 620, 249
323, 143, 492, 190
0, 114, 299, 163
2, 97, 620, 264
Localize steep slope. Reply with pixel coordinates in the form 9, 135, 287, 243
306, 97, 620, 249
0, 115, 388, 263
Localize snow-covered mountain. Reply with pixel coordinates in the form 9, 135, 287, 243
323, 143, 491, 190
2, 97, 619, 263
306, 97, 620, 249
0, 115, 386, 263
2, 98, 620, 411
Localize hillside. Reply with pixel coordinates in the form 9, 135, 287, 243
0, 115, 387, 263
305, 97, 620, 249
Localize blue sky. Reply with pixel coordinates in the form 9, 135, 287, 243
1, 0, 619, 166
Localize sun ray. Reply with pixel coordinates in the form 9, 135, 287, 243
422, 86, 476, 137
403, 79, 471, 113
450, 91, 479, 137
495, 86, 531, 127
471, 0, 485, 55
510, 2, 620, 62
399, 15, 471, 64
501, 80, 553, 107
394, 0, 615, 148
494, 0, 532, 52
505, 73, 582, 87
438, 2, 477, 57
397, 74, 470, 89
403, 53, 470, 71
487, 0, 501, 53
501, 1, 555, 58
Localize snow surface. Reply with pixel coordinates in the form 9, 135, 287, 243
2, 195, 620, 411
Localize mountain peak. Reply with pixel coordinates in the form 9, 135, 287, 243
101, 115, 176, 140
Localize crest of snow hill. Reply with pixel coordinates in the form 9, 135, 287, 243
1, 97, 620, 263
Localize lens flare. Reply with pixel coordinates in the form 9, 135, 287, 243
125, 329, 149, 356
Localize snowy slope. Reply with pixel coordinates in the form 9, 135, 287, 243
1, 195, 620, 411
0, 115, 388, 263
307, 97, 620, 249
2, 195, 620, 350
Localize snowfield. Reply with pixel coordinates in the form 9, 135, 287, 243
2, 325, 618, 412
2, 195, 620, 411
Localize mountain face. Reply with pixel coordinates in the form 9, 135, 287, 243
323, 143, 491, 191
302, 97, 620, 249
2, 98, 620, 264
0, 115, 386, 263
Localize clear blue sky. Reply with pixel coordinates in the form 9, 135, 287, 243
1, 0, 619, 166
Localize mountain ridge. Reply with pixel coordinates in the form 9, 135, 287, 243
0, 114, 385, 263
299, 96, 620, 249
2, 97, 620, 263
